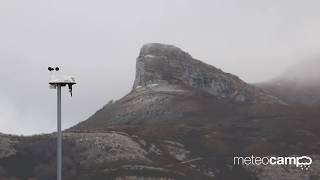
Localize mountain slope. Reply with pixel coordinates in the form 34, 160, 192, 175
256, 59, 320, 106
1, 44, 320, 180
72, 43, 284, 131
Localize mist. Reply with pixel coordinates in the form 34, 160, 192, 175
277, 59, 320, 84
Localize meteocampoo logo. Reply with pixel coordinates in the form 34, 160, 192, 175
234, 155, 313, 170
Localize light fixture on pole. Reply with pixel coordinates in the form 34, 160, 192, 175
48, 66, 76, 180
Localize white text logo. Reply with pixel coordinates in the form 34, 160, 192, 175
234, 155, 312, 170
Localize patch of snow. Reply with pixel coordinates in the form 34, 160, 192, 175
164, 140, 184, 148
144, 54, 157, 58
164, 141, 190, 161
49, 75, 76, 84
151, 84, 188, 93
149, 144, 162, 155
147, 83, 159, 88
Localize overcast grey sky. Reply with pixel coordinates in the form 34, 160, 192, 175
1, 0, 319, 135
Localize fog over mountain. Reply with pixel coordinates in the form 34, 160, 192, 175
257, 59, 320, 105
280, 59, 320, 83
1, 0, 320, 135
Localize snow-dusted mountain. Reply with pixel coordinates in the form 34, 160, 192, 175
1, 44, 320, 180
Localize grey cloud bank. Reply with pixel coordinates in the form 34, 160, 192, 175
0, 0, 319, 135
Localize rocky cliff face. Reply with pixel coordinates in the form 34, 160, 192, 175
133, 43, 283, 104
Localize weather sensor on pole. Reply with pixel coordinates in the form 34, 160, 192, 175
48, 66, 76, 180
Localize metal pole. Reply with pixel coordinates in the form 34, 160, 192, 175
57, 85, 62, 180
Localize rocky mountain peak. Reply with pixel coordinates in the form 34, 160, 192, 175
139, 43, 192, 59
134, 43, 283, 104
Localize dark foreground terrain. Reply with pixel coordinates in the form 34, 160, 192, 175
1, 43, 320, 180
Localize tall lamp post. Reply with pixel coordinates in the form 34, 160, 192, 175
48, 67, 76, 180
